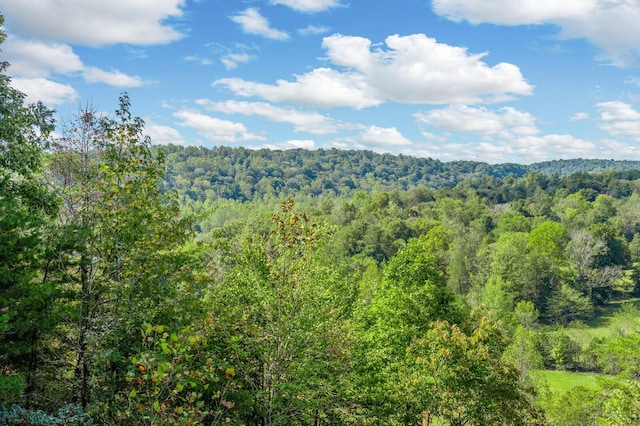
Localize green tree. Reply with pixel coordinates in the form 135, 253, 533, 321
351, 228, 466, 422
400, 313, 542, 425
205, 199, 352, 425
0, 15, 58, 406
47, 95, 194, 418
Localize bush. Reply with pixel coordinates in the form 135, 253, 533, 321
0, 404, 93, 425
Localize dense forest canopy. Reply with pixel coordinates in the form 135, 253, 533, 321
158, 144, 640, 203
4, 24, 640, 424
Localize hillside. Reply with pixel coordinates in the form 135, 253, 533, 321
159, 144, 640, 202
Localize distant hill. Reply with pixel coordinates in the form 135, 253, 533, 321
158, 145, 640, 202
529, 158, 640, 175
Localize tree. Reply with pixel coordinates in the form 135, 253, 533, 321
0, 14, 58, 406
350, 228, 466, 422
205, 199, 352, 425
546, 284, 594, 325
46, 95, 194, 418
400, 313, 542, 425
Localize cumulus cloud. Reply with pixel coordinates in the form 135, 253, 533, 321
10, 77, 79, 105
432, 0, 640, 66
270, 0, 342, 12
196, 99, 348, 134
414, 105, 539, 138
215, 68, 379, 109
409, 133, 595, 164
410, 104, 597, 163
261, 139, 317, 150
82, 67, 147, 87
230, 8, 289, 40
174, 110, 265, 143
214, 33, 532, 109
331, 126, 413, 153
2, 37, 83, 78
360, 125, 413, 147
596, 101, 640, 141
2, 37, 151, 105
1, 0, 186, 46
600, 139, 640, 160
144, 122, 186, 145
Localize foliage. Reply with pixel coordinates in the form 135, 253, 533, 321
0, 404, 93, 425
204, 199, 353, 425
0, 14, 59, 407
400, 314, 543, 425
4, 15, 640, 422
116, 320, 237, 425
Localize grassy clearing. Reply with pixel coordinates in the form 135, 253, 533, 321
564, 297, 640, 345
536, 369, 603, 395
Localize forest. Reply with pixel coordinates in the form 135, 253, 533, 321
3, 25, 640, 425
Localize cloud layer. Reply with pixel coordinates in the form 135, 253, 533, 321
4, 37, 148, 105
215, 33, 532, 109
1, 0, 186, 46
432, 0, 640, 66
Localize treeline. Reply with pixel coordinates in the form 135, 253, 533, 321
159, 144, 640, 203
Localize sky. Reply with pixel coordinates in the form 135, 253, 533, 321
2, 0, 640, 164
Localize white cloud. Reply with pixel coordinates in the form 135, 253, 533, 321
600, 139, 640, 160
270, 0, 342, 12
432, 0, 591, 25
432, 0, 640, 66
322, 34, 533, 104
2, 37, 151, 102
571, 112, 589, 121
513, 134, 596, 162
298, 25, 331, 36
174, 110, 265, 143
410, 104, 597, 163
220, 53, 252, 70
10, 77, 79, 105
1, 0, 186, 46
596, 101, 640, 141
2, 37, 83, 77
261, 139, 316, 150
196, 99, 344, 134
215, 68, 379, 109
230, 8, 289, 40
408, 133, 596, 164
144, 121, 186, 145
82, 67, 148, 87
360, 126, 413, 147
215, 33, 532, 109
331, 126, 413, 153
414, 105, 539, 138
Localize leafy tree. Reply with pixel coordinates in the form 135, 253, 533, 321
546, 284, 594, 325
0, 15, 58, 405
205, 199, 352, 425
46, 95, 194, 418
350, 228, 467, 422
503, 325, 543, 385
400, 314, 542, 425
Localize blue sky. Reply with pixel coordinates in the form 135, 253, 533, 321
2, 0, 640, 164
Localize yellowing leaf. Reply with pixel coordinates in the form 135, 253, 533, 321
225, 367, 236, 379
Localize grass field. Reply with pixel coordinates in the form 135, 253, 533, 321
564, 297, 640, 345
536, 369, 604, 395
